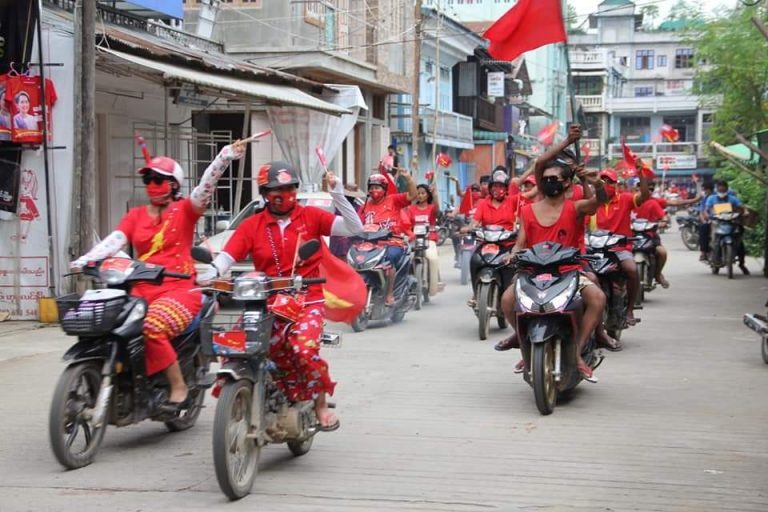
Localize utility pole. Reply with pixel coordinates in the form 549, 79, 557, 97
79, 0, 97, 265
430, 0, 441, 168
411, 0, 422, 165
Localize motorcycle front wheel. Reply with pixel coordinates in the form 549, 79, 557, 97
437, 227, 448, 246
213, 379, 260, 501
680, 227, 699, 251
532, 340, 557, 415
762, 336, 768, 365
477, 282, 492, 340
49, 362, 108, 469
352, 311, 369, 332
460, 251, 472, 286
413, 261, 424, 311
725, 245, 734, 279
635, 262, 646, 306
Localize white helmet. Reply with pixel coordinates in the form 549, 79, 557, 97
138, 156, 184, 185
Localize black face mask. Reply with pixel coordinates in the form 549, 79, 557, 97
541, 180, 565, 197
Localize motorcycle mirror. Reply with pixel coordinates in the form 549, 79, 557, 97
298, 239, 321, 261
191, 246, 213, 264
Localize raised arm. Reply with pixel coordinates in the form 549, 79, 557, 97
400, 168, 418, 201
634, 161, 651, 206
327, 172, 364, 237
70, 231, 129, 269
535, 124, 582, 183
190, 140, 246, 215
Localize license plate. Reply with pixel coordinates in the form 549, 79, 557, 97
535, 273, 553, 282
481, 244, 500, 256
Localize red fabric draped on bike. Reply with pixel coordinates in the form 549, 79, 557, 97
318, 242, 367, 324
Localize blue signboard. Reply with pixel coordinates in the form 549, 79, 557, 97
128, 0, 183, 19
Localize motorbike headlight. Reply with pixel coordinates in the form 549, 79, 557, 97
515, 279, 536, 312
413, 224, 428, 236
544, 279, 577, 313
234, 277, 268, 300
588, 236, 607, 249
125, 300, 147, 325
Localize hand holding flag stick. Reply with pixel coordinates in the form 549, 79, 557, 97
134, 132, 152, 164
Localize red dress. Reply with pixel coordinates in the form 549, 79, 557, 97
116, 198, 204, 375
222, 204, 338, 401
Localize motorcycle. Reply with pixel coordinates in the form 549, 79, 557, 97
347, 225, 417, 332
586, 231, 631, 341
411, 223, 432, 310
743, 299, 768, 364
435, 208, 455, 247
708, 212, 742, 279
512, 242, 604, 415
631, 218, 660, 306
676, 207, 700, 251
49, 253, 216, 469
471, 226, 516, 340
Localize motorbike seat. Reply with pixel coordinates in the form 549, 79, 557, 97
180, 295, 214, 336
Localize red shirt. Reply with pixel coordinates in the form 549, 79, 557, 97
634, 198, 666, 222
406, 204, 438, 241
655, 197, 668, 210
223, 204, 336, 301
568, 184, 584, 201
521, 201, 582, 272
359, 192, 411, 234
116, 198, 200, 295
595, 192, 639, 250
473, 197, 517, 230
5, 75, 57, 145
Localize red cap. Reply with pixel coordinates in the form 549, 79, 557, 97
600, 169, 618, 182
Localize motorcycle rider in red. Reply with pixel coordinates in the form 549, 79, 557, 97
71, 141, 247, 410
591, 167, 651, 325
357, 170, 417, 305
405, 184, 443, 296
500, 158, 606, 382
206, 163, 363, 431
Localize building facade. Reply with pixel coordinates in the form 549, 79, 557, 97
569, 0, 714, 177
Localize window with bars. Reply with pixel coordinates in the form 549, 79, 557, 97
634, 86, 654, 97
635, 49, 654, 70
657, 55, 667, 67
675, 48, 694, 69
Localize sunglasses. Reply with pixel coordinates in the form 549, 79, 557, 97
142, 172, 171, 186
541, 175, 564, 184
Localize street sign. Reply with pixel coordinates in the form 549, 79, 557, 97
487, 72, 504, 97
656, 154, 697, 170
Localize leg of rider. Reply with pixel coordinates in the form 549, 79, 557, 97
583, 270, 616, 346
143, 291, 204, 403
468, 255, 481, 304
699, 222, 710, 259
655, 245, 669, 286
577, 285, 606, 369
497, 285, 522, 358
621, 258, 639, 323
425, 240, 440, 295
269, 306, 338, 428
383, 245, 402, 305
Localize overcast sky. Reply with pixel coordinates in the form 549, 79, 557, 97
572, 0, 738, 23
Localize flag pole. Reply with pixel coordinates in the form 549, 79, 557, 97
563, 42, 581, 162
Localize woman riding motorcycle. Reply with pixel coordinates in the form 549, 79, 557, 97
404, 184, 443, 297
357, 170, 417, 304
207, 163, 363, 430
71, 141, 247, 409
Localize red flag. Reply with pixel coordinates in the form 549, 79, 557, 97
621, 139, 638, 175
580, 143, 591, 165
660, 124, 680, 142
458, 186, 476, 216
536, 121, 560, 146
483, 0, 567, 61
425, 169, 435, 182
318, 243, 366, 324
436, 152, 452, 168
381, 172, 398, 194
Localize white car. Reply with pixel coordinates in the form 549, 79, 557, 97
195, 191, 340, 278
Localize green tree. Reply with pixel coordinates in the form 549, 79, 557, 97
692, 5, 768, 258
641, 5, 660, 30
667, 0, 703, 22
566, 3, 585, 35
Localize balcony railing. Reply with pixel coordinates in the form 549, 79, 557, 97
576, 95, 604, 111
390, 104, 473, 147
570, 51, 604, 66
607, 142, 701, 160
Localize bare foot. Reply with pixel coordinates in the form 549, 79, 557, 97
656, 274, 669, 289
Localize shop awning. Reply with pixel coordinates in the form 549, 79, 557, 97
99, 48, 351, 116
424, 135, 474, 150
473, 130, 508, 141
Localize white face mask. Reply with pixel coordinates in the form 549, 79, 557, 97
718, 192, 728, 198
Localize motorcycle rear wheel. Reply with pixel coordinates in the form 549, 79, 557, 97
49, 362, 108, 469
213, 379, 260, 501
477, 283, 492, 340
532, 341, 557, 415
165, 354, 209, 432
351, 311, 369, 333
287, 436, 314, 457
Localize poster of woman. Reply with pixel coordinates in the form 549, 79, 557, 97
12, 91, 38, 132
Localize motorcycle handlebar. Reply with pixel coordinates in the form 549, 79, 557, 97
165, 271, 191, 279
303, 277, 327, 286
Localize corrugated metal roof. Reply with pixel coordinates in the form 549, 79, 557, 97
99, 48, 350, 115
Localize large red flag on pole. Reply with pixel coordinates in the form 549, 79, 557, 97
318, 242, 367, 324
483, 0, 568, 61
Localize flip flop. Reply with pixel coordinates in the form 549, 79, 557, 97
577, 363, 598, 384
316, 413, 341, 432
597, 336, 623, 352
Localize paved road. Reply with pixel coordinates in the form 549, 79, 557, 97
1, 229, 767, 512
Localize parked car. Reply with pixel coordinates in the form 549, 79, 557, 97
195, 192, 338, 278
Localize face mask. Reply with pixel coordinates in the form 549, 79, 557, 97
541, 180, 564, 198
718, 192, 728, 199
369, 189, 386, 202
146, 181, 172, 205
267, 190, 297, 215
491, 187, 507, 201
604, 184, 617, 197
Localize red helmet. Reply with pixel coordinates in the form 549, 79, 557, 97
138, 156, 184, 185
367, 173, 389, 191
600, 169, 618, 182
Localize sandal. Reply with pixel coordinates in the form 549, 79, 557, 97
316, 411, 341, 432
513, 359, 526, 374
577, 362, 598, 383
495, 335, 519, 352
597, 335, 623, 352
467, 298, 477, 308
